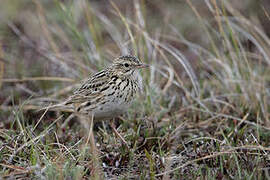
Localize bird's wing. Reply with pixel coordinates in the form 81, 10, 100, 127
73, 69, 111, 95
39, 69, 114, 113
64, 69, 114, 112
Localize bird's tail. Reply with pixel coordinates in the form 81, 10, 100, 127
39, 101, 74, 113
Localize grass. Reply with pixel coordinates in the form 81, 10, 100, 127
1, 0, 270, 179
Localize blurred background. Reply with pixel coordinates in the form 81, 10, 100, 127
1, 0, 270, 179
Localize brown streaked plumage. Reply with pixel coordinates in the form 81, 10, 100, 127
51, 55, 148, 121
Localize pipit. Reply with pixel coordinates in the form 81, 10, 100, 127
46, 55, 148, 144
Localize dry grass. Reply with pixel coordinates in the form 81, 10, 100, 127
1, 0, 270, 179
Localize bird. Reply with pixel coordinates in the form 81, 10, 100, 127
43, 55, 148, 144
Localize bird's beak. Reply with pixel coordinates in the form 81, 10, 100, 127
137, 63, 149, 69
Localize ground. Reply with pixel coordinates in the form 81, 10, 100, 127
1, 0, 270, 179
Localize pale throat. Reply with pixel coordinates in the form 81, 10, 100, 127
132, 69, 143, 92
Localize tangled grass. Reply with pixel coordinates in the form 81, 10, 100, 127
1, 0, 270, 179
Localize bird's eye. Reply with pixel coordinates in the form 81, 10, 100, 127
124, 63, 129, 67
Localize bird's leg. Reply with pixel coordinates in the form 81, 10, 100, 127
110, 118, 128, 147
84, 114, 103, 179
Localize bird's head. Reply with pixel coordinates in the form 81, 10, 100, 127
111, 55, 148, 77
